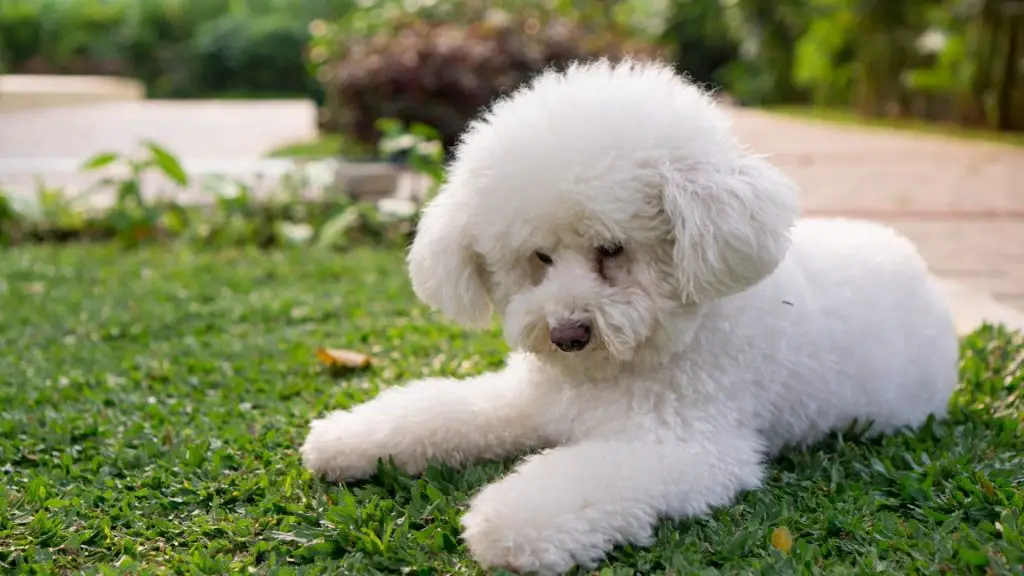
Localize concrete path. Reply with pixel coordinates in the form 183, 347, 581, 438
0, 99, 321, 208
0, 99, 1021, 333
730, 107, 1024, 330
0, 100, 317, 158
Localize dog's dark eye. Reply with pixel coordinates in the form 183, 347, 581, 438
597, 243, 624, 258
535, 251, 554, 265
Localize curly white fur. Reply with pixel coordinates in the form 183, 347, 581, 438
301, 58, 959, 575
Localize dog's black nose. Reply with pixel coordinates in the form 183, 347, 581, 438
550, 322, 591, 352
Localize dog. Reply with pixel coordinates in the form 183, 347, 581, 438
301, 58, 959, 575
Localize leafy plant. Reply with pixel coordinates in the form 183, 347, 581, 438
661, 0, 739, 88
187, 12, 315, 99
320, 6, 666, 151
375, 118, 445, 188
792, 0, 857, 106
0, 188, 20, 243
0, 0, 352, 98
80, 141, 190, 247
0, 137, 436, 251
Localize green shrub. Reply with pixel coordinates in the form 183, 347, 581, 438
661, 0, 739, 89
186, 13, 314, 98
321, 13, 665, 152
0, 0, 340, 99
1, 0, 129, 75
0, 2, 43, 69
115, 2, 200, 96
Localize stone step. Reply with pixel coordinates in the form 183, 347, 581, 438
0, 75, 145, 112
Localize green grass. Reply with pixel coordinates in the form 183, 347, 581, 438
266, 135, 350, 159
181, 91, 315, 101
1, 244, 1022, 575
765, 106, 1024, 148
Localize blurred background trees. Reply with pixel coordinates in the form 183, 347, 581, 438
2, 0, 1021, 151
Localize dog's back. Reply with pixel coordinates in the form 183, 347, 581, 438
700, 217, 959, 452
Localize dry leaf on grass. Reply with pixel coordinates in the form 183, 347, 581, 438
316, 347, 373, 370
770, 526, 793, 554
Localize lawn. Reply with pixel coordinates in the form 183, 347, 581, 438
266, 135, 347, 159
1, 244, 1022, 575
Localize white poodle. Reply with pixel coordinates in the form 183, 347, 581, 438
301, 59, 959, 574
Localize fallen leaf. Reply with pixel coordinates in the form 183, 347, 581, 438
771, 526, 793, 554
316, 347, 372, 370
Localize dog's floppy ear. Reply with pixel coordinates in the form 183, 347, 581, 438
661, 153, 801, 303
407, 183, 492, 328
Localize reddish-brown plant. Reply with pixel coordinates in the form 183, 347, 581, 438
324, 14, 664, 153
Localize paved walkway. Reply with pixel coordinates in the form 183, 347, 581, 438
0, 100, 1022, 330
0, 99, 320, 207
730, 108, 1024, 318
0, 100, 318, 158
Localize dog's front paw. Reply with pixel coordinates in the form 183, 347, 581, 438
461, 506, 576, 576
300, 411, 388, 481
461, 480, 629, 576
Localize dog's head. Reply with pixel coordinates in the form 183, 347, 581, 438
407, 59, 801, 368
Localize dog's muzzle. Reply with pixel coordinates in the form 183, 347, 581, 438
550, 321, 592, 352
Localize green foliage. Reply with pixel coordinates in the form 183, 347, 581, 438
376, 118, 446, 187
656, 0, 1024, 131
0, 244, 1022, 573
792, 0, 857, 106
904, 33, 971, 94
6, 0, 1019, 131
660, 0, 739, 88
713, 0, 812, 105
0, 0, 126, 75
0, 132, 444, 249
0, 0, 351, 98
187, 13, 316, 99
0, 1, 44, 68
78, 142, 190, 247
266, 134, 361, 160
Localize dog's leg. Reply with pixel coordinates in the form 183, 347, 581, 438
461, 433, 766, 575
300, 364, 552, 481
